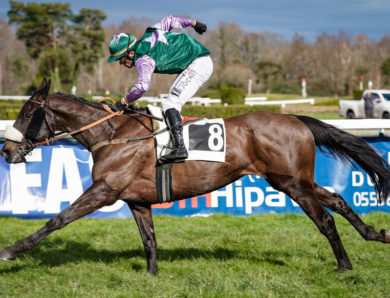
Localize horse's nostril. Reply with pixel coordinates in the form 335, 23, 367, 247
1, 149, 10, 159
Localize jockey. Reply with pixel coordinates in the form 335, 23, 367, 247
107, 15, 213, 162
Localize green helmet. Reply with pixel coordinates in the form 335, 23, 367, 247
107, 33, 138, 63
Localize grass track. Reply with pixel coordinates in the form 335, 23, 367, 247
0, 213, 390, 297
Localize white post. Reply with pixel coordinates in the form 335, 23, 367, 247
359, 77, 364, 90
301, 77, 307, 98
368, 80, 373, 89
0, 62, 2, 94
248, 79, 252, 95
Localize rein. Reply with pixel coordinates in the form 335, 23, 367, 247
17, 97, 165, 156
32, 109, 124, 149
126, 107, 163, 122
87, 100, 166, 152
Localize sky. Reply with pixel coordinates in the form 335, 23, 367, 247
1, 0, 390, 41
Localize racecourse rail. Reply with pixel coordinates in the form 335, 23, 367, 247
0, 94, 388, 136
1, 119, 390, 137
0, 95, 314, 107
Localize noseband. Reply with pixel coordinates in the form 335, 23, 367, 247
4, 99, 56, 161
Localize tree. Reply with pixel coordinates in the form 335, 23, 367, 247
254, 60, 282, 88
8, 1, 106, 92
381, 57, 390, 77
67, 8, 106, 88
8, 0, 71, 59
212, 22, 244, 69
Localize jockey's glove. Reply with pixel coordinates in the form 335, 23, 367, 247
193, 21, 207, 34
111, 100, 126, 112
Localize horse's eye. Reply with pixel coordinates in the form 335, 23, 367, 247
25, 113, 32, 119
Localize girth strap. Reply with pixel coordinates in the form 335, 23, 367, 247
156, 163, 175, 203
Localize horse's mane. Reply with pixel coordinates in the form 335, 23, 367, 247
52, 92, 149, 114
54, 92, 103, 109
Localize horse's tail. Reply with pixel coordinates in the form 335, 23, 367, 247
295, 115, 390, 202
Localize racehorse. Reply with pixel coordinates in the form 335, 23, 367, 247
1, 78, 390, 275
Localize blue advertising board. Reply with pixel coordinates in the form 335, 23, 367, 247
1, 137, 390, 219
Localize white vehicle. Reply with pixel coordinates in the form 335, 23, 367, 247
339, 90, 390, 119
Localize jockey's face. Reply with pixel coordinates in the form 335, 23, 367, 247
119, 51, 135, 69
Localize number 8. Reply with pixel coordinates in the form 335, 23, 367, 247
208, 124, 223, 151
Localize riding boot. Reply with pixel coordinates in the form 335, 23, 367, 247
161, 108, 188, 162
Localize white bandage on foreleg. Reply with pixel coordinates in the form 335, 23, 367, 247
4, 125, 24, 142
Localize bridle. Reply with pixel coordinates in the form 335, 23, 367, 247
5, 97, 164, 160
7, 97, 57, 162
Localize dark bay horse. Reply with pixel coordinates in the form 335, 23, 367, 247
1, 78, 390, 274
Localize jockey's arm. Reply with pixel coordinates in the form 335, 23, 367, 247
121, 56, 156, 105
153, 15, 195, 32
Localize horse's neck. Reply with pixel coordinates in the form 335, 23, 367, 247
49, 97, 111, 149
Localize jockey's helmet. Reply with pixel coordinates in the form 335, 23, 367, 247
107, 33, 138, 63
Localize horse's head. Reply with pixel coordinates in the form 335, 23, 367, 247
1, 78, 56, 163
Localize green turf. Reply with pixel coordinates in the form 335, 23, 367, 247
0, 213, 389, 297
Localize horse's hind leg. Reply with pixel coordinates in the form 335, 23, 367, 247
267, 174, 352, 272
0, 180, 120, 261
314, 184, 390, 243
127, 202, 158, 275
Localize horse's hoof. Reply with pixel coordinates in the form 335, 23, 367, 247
380, 229, 390, 243
337, 262, 353, 273
0, 247, 17, 261
337, 267, 352, 273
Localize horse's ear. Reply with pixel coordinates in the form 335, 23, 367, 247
37, 78, 47, 91
45, 79, 51, 95
31, 78, 50, 101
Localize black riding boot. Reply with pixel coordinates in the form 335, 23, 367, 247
161, 108, 188, 162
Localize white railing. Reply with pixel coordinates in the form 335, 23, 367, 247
322, 119, 390, 129
137, 97, 222, 107
1, 119, 390, 138
0, 121, 16, 130
322, 119, 390, 136
0, 96, 29, 100
1, 95, 315, 108
245, 97, 267, 105
245, 98, 315, 107
92, 95, 221, 107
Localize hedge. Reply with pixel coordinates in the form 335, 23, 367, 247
0, 101, 281, 120
181, 104, 280, 118
353, 89, 364, 100
219, 85, 246, 105
0, 101, 25, 120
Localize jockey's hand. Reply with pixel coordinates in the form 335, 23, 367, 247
110, 100, 126, 112
193, 21, 207, 34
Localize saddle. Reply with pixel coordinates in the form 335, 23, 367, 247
147, 105, 226, 203
147, 105, 226, 164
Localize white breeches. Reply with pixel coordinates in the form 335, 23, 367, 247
162, 55, 213, 112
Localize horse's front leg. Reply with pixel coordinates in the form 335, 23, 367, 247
127, 202, 158, 275
0, 180, 120, 261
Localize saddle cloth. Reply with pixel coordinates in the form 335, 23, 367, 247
147, 105, 226, 163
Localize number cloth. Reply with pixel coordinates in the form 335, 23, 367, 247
147, 105, 225, 162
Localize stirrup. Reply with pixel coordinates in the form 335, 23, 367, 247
160, 156, 187, 164
160, 148, 188, 163
161, 158, 186, 164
